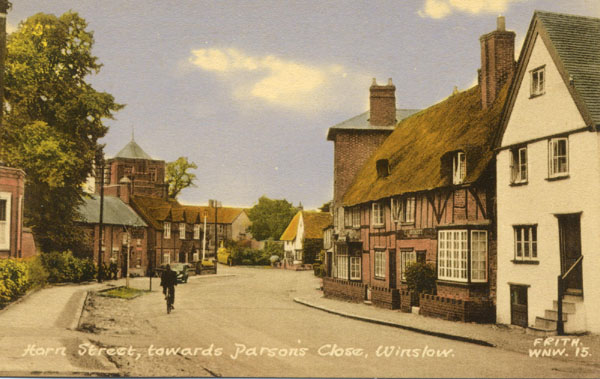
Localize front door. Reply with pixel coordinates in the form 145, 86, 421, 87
557, 214, 583, 292
510, 285, 528, 327
389, 250, 396, 289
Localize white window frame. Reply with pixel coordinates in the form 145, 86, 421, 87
179, 223, 186, 239
392, 197, 416, 224
163, 222, 171, 239
470, 230, 488, 282
372, 202, 384, 227
350, 256, 361, 280
352, 207, 360, 228
549, 138, 568, 178
453, 152, 466, 185
514, 225, 537, 261
438, 230, 468, 282
193, 224, 200, 239
511, 146, 528, 184
531, 66, 545, 97
0, 192, 11, 250
163, 253, 171, 264
374, 250, 386, 279
344, 207, 352, 228
335, 245, 348, 280
323, 229, 332, 250
400, 249, 416, 280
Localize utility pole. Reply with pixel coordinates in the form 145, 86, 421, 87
202, 210, 207, 260
97, 151, 105, 283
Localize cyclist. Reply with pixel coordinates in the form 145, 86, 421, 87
160, 264, 177, 312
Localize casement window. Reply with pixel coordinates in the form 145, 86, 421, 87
0, 193, 10, 250
400, 249, 416, 280
295, 250, 303, 261
531, 66, 545, 96
471, 231, 488, 282
179, 223, 186, 239
163, 222, 171, 239
334, 245, 348, 280
323, 229, 332, 250
193, 251, 199, 261
453, 152, 466, 185
163, 253, 171, 264
343, 207, 360, 228
510, 146, 528, 184
391, 196, 416, 223
350, 256, 361, 280
438, 230, 488, 282
122, 233, 129, 246
344, 207, 352, 228
374, 250, 386, 279
149, 167, 157, 182
372, 202, 384, 227
514, 225, 537, 261
193, 224, 200, 239
549, 138, 568, 177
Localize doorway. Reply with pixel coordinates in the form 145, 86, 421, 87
510, 285, 528, 327
557, 214, 582, 292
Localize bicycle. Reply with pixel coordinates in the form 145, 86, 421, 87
165, 286, 175, 314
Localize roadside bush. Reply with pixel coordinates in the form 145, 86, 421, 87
0, 259, 29, 305
313, 263, 325, 277
404, 262, 436, 295
231, 247, 271, 266
25, 255, 49, 289
40, 251, 97, 283
263, 239, 284, 259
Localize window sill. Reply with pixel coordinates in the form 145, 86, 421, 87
509, 181, 528, 187
400, 221, 415, 226
546, 175, 569, 182
529, 92, 545, 99
372, 224, 385, 229
436, 280, 487, 287
511, 260, 539, 265
374, 276, 386, 281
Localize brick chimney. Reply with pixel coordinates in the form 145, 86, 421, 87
369, 78, 396, 126
479, 16, 515, 109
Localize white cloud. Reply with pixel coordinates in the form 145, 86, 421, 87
418, 0, 522, 19
188, 48, 369, 112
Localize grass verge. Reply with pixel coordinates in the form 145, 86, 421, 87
98, 286, 146, 299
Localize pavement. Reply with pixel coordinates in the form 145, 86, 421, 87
293, 282, 600, 369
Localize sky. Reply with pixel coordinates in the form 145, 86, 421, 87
9, 0, 600, 209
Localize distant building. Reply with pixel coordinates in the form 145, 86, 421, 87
280, 210, 332, 266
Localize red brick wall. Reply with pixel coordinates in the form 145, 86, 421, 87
369, 82, 396, 126
371, 285, 400, 309
333, 130, 391, 207
419, 293, 495, 323
323, 277, 365, 303
400, 289, 413, 312
0, 167, 25, 258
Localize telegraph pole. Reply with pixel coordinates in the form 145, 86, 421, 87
0, 1, 9, 128
97, 151, 105, 283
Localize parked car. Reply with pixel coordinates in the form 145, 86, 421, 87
170, 263, 190, 283
217, 246, 233, 266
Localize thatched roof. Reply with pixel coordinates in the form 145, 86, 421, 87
280, 211, 332, 241
343, 84, 508, 206
130, 195, 247, 230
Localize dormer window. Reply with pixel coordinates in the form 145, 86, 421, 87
453, 152, 466, 185
376, 159, 390, 178
531, 66, 545, 97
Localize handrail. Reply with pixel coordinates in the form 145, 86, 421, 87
561, 255, 583, 281
557, 255, 583, 335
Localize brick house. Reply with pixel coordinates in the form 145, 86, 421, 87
495, 11, 600, 333
130, 195, 253, 269
324, 79, 420, 276
324, 17, 516, 322
280, 210, 331, 266
0, 166, 25, 258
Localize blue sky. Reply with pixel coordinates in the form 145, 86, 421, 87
9, 1, 600, 209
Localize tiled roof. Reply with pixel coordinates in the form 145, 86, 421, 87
534, 11, 600, 126
114, 139, 153, 160
343, 84, 508, 206
280, 211, 332, 241
327, 109, 421, 140
78, 195, 147, 227
130, 195, 246, 230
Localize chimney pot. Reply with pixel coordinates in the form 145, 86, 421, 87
388, 78, 393, 85
497, 15, 506, 31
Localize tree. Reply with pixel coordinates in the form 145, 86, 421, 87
165, 157, 197, 199
0, 12, 123, 252
319, 200, 332, 213
247, 196, 298, 241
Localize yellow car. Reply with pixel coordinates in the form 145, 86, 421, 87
217, 246, 233, 266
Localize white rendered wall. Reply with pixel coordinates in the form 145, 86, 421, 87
496, 33, 600, 332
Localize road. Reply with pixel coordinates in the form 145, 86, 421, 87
74, 266, 598, 378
